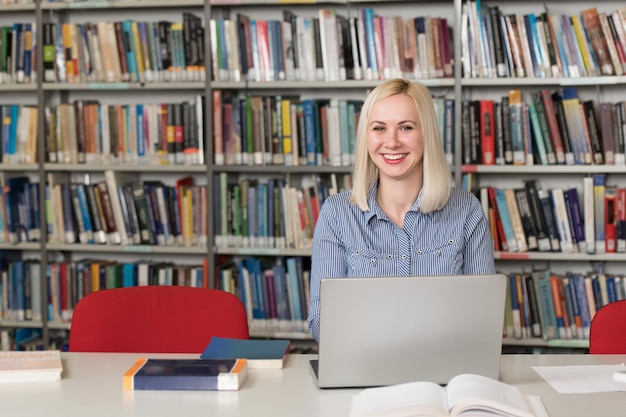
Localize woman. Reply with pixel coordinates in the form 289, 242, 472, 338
307, 79, 495, 342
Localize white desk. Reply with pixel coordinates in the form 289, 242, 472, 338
2, 353, 626, 417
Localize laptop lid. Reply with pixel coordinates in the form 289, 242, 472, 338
316, 274, 507, 388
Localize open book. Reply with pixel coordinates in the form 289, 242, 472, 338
350, 374, 549, 417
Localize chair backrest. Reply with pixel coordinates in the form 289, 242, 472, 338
589, 300, 626, 354
68, 286, 249, 353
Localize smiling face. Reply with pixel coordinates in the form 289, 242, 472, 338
367, 93, 424, 185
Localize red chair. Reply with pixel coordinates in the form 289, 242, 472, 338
68, 286, 249, 353
589, 300, 626, 354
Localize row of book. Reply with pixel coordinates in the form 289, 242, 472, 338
504, 268, 625, 341
213, 90, 455, 167
1, 98, 206, 166
215, 173, 352, 250
463, 3, 626, 78
0, 176, 41, 244
45, 97, 205, 166
0, 328, 50, 352
0, 257, 208, 324
477, 176, 626, 255
463, 87, 626, 166
1, 105, 38, 165
46, 173, 208, 247
215, 9, 453, 83
43, 16, 204, 84
0, 23, 35, 85
217, 256, 310, 334
213, 91, 361, 167
0, 172, 208, 247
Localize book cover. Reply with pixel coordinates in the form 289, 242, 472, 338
605, 186, 618, 253
593, 174, 606, 254
581, 101, 604, 165
508, 89, 525, 165
201, 337, 289, 370
582, 7, 614, 75
617, 187, 626, 253
479, 99, 496, 165
551, 187, 575, 254
532, 270, 557, 340
523, 180, 551, 252
513, 188, 539, 251
123, 358, 248, 391
0, 350, 62, 383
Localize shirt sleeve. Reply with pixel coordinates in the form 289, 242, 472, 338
463, 195, 496, 275
307, 197, 349, 342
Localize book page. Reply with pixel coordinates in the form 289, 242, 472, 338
350, 381, 448, 417
446, 374, 535, 417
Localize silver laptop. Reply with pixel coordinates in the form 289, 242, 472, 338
313, 274, 507, 388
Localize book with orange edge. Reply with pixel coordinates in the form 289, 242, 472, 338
123, 358, 248, 391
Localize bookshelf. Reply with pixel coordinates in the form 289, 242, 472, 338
2, 0, 626, 353
458, 0, 626, 352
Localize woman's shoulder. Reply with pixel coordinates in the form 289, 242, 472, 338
323, 189, 354, 206
446, 187, 482, 210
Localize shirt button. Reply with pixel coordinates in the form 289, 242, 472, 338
401, 254, 407, 260
370, 259, 376, 264
435, 250, 441, 255
448, 240, 454, 245
355, 250, 360, 255
416, 250, 423, 255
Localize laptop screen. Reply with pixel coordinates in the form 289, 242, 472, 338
315, 274, 507, 388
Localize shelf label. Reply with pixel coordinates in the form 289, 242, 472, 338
560, 77, 618, 86
69, 1, 109, 8
210, 0, 242, 4
88, 83, 129, 90
496, 252, 530, 260
238, 248, 281, 255
123, 245, 153, 253
462, 165, 478, 173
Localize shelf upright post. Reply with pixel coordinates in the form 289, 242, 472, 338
205, 0, 216, 289
453, 0, 463, 188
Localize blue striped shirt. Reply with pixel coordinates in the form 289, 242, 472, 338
307, 182, 496, 342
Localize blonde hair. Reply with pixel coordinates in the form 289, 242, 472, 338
350, 79, 452, 212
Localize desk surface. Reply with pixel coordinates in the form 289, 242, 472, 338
2, 353, 626, 417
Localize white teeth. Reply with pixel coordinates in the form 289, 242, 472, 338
383, 154, 406, 160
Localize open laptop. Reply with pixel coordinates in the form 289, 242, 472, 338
312, 274, 508, 388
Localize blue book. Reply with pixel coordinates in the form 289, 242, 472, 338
123, 358, 248, 391
8, 105, 19, 161
236, 259, 250, 318
256, 182, 268, 247
606, 275, 618, 304
267, 179, 275, 248
494, 188, 517, 252
272, 260, 292, 324
565, 274, 583, 339
74, 184, 94, 244
285, 256, 303, 327
201, 337, 289, 370
122, 20, 139, 82
122, 263, 137, 287
532, 270, 557, 340
244, 257, 263, 322
136, 104, 145, 159
302, 99, 317, 165
362, 8, 378, 78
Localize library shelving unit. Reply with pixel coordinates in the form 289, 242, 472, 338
2, 0, 625, 353
458, 0, 626, 352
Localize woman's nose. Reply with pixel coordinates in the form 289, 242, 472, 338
383, 130, 401, 147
